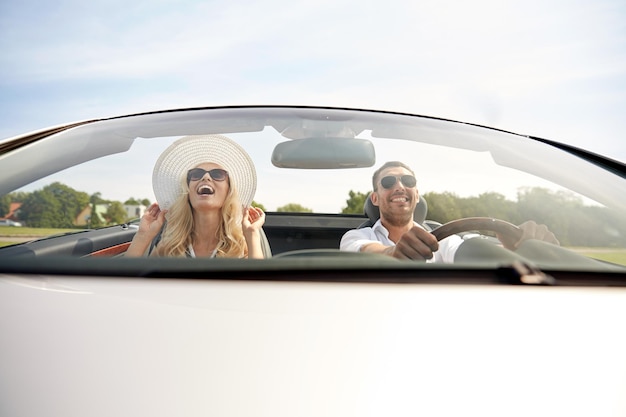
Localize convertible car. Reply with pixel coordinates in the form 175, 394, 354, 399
1, 106, 625, 416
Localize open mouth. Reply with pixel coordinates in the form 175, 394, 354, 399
197, 185, 215, 195
391, 195, 409, 203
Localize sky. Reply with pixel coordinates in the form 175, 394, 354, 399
0, 0, 625, 166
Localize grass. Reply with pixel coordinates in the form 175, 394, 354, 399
0, 226, 79, 248
569, 248, 626, 266
0, 226, 77, 236
0, 241, 22, 247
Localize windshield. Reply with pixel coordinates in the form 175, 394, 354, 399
1, 107, 625, 271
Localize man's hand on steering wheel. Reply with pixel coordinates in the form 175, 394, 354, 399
387, 218, 559, 260
389, 226, 439, 260
497, 220, 560, 250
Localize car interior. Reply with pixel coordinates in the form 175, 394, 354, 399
1, 107, 625, 282
0, 194, 434, 259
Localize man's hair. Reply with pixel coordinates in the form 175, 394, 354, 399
372, 161, 415, 191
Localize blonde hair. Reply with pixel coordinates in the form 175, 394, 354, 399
154, 177, 247, 258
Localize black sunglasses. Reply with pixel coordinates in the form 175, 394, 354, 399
187, 168, 229, 183
380, 175, 417, 189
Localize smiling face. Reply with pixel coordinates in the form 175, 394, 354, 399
371, 166, 419, 227
186, 162, 230, 211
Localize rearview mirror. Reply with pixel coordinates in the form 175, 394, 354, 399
271, 138, 376, 169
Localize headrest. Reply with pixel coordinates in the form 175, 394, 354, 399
360, 192, 428, 228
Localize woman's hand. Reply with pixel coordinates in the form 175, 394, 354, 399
242, 206, 266, 235
138, 202, 167, 238
125, 203, 167, 257
242, 206, 266, 259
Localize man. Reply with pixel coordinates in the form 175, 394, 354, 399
340, 161, 558, 262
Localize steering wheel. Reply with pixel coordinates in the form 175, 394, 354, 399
431, 217, 523, 242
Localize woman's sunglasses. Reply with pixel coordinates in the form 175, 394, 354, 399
187, 168, 229, 184
380, 175, 417, 189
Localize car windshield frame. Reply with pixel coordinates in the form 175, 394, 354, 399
1, 105, 625, 277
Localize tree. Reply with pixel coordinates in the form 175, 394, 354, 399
105, 201, 128, 225
251, 201, 266, 211
422, 191, 463, 224
462, 192, 516, 221
87, 192, 106, 228
124, 197, 151, 206
88, 210, 105, 228
19, 182, 89, 228
0, 194, 10, 217
90, 192, 107, 205
516, 187, 586, 246
341, 190, 368, 214
276, 203, 312, 213
50, 182, 90, 227
20, 190, 58, 227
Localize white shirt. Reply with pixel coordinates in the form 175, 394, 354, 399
340, 219, 464, 263
187, 244, 218, 258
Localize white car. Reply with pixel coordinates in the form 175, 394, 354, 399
1, 106, 625, 417
0, 219, 22, 227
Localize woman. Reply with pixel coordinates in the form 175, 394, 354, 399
125, 134, 266, 258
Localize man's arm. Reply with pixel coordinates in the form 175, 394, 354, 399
359, 241, 396, 256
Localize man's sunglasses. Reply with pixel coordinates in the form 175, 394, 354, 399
187, 168, 229, 183
380, 175, 417, 189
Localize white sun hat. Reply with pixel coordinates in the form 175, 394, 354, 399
152, 134, 257, 210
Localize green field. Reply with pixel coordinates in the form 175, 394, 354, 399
0, 226, 76, 235
0, 226, 77, 247
570, 248, 626, 266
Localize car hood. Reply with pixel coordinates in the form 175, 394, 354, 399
1, 274, 625, 417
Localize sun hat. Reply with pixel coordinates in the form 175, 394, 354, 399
152, 134, 257, 210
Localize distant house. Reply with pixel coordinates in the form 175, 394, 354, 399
93, 204, 109, 224
74, 203, 147, 227
73, 204, 108, 227
124, 204, 147, 221
1, 202, 22, 222
74, 205, 92, 226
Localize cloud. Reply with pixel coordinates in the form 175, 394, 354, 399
0, 0, 624, 161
